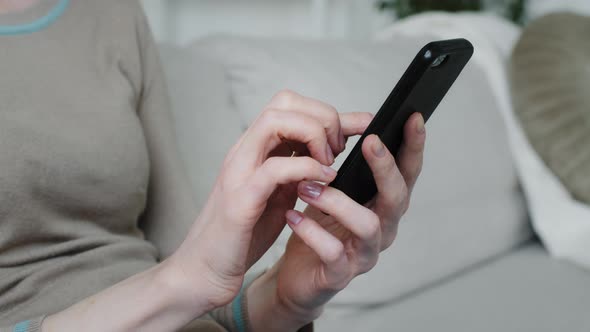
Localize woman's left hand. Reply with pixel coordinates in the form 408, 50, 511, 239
247, 112, 426, 331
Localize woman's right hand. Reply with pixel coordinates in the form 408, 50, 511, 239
163, 90, 372, 312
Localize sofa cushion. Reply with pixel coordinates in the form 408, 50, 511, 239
159, 44, 243, 209
317, 243, 590, 332
188, 35, 532, 304
151, 44, 246, 260
158, 44, 282, 271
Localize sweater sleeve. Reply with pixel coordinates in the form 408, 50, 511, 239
0, 316, 46, 332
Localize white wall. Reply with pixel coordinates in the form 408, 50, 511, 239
141, 0, 393, 44
141, 0, 590, 45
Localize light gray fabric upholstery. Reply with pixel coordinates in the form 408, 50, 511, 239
159, 44, 242, 211
318, 243, 590, 331
157, 35, 590, 331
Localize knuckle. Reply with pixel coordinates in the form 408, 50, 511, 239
300, 157, 321, 174
363, 112, 374, 121
363, 213, 381, 239
324, 242, 345, 264
271, 89, 299, 107
353, 112, 374, 130
321, 187, 340, 206
389, 183, 408, 212
259, 108, 280, 125
381, 181, 407, 212
412, 137, 426, 152
300, 224, 317, 242
398, 183, 409, 206
356, 254, 378, 275
405, 160, 422, 181
264, 156, 281, 168
309, 118, 326, 136
381, 237, 395, 251
375, 153, 397, 177
414, 163, 423, 179
261, 157, 281, 177
380, 221, 399, 251
326, 105, 339, 123
309, 131, 328, 151
401, 195, 411, 215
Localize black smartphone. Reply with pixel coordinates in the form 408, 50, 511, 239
330, 38, 474, 205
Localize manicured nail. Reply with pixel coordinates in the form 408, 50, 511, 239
286, 210, 303, 225
416, 114, 425, 134
372, 137, 386, 157
326, 144, 334, 164
300, 181, 323, 199
322, 165, 337, 178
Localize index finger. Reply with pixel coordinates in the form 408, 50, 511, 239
236, 109, 333, 168
339, 112, 374, 137
268, 90, 344, 154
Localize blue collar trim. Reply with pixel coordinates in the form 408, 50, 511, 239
0, 0, 69, 35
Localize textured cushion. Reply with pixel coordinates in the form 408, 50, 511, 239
158, 44, 280, 273
511, 13, 590, 204
159, 44, 243, 210
190, 36, 532, 304
318, 243, 590, 332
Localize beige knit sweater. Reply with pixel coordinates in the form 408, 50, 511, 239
0, 0, 234, 330
0, 1, 317, 331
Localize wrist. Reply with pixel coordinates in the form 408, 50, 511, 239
247, 266, 321, 332
155, 256, 219, 317
42, 262, 212, 332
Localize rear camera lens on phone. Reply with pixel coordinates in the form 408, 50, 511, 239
431, 55, 448, 67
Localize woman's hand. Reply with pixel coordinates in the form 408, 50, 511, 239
247, 112, 426, 331
239, 92, 374, 269
163, 90, 372, 313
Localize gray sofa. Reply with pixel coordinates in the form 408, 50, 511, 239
156, 32, 590, 331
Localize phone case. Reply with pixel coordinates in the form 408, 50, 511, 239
329, 39, 474, 205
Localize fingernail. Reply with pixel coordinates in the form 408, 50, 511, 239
286, 210, 303, 225
326, 144, 334, 164
322, 165, 337, 178
372, 137, 386, 157
416, 114, 425, 134
299, 181, 323, 199
338, 128, 346, 151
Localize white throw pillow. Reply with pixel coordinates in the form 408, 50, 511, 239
190, 35, 532, 304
